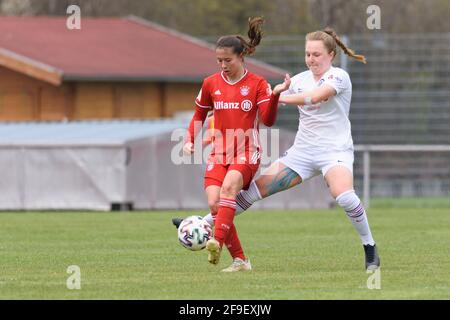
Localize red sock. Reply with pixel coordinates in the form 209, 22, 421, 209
211, 210, 245, 260
224, 224, 246, 261
214, 198, 236, 247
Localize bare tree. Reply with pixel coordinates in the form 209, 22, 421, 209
1, 0, 448, 34
309, 0, 450, 33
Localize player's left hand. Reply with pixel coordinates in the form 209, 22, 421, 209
273, 73, 291, 95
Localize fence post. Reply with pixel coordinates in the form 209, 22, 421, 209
363, 149, 371, 208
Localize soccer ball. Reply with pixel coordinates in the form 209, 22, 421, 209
177, 215, 212, 251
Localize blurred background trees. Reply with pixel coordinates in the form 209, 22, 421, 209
0, 0, 448, 35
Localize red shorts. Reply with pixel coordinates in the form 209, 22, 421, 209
204, 162, 259, 190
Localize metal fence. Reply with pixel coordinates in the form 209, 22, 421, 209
355, 145, 450, 207
204, 33, 450, 198
250, 33, 450, 143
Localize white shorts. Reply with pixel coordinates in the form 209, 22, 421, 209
277, 146, 354, 182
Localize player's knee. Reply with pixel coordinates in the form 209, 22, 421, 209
220, 184, 239, 198
335, 190, 360, 210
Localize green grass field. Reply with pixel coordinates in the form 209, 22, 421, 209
0, 200, 449, 299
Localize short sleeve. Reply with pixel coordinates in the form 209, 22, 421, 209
323, 69, 350, 95
195, 80, 213, 109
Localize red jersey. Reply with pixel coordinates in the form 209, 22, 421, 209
187, 69, 279, 165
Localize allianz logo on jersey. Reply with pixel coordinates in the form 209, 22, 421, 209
214, 100, 253, 112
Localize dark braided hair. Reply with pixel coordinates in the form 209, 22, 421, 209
216, 17, 264, 57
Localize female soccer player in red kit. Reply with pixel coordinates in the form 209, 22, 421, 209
183, 17, 289, 272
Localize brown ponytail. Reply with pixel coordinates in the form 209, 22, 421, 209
216, 17, 264, 57
307, 27, 366, 64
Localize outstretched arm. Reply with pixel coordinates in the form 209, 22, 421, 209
258, 93, 280, 127
258, 74, 291, 127
280, 84, 336, 105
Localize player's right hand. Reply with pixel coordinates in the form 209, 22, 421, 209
183, 142, 194, 155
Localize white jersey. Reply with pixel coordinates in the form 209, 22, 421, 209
283, 66, 353, 151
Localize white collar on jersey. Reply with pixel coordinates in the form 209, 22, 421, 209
221, 69, 248, 85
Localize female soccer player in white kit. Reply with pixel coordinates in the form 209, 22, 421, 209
174, 27, 380, 272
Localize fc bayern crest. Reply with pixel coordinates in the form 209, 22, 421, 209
240, 86, 250, 96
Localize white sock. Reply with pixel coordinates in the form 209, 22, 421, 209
203, 213, 215, 226
235, 181, 261, 216
202, 181, 262, 226
336, 190, 375, 246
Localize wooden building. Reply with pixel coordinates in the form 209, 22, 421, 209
0, 16, 286, 121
